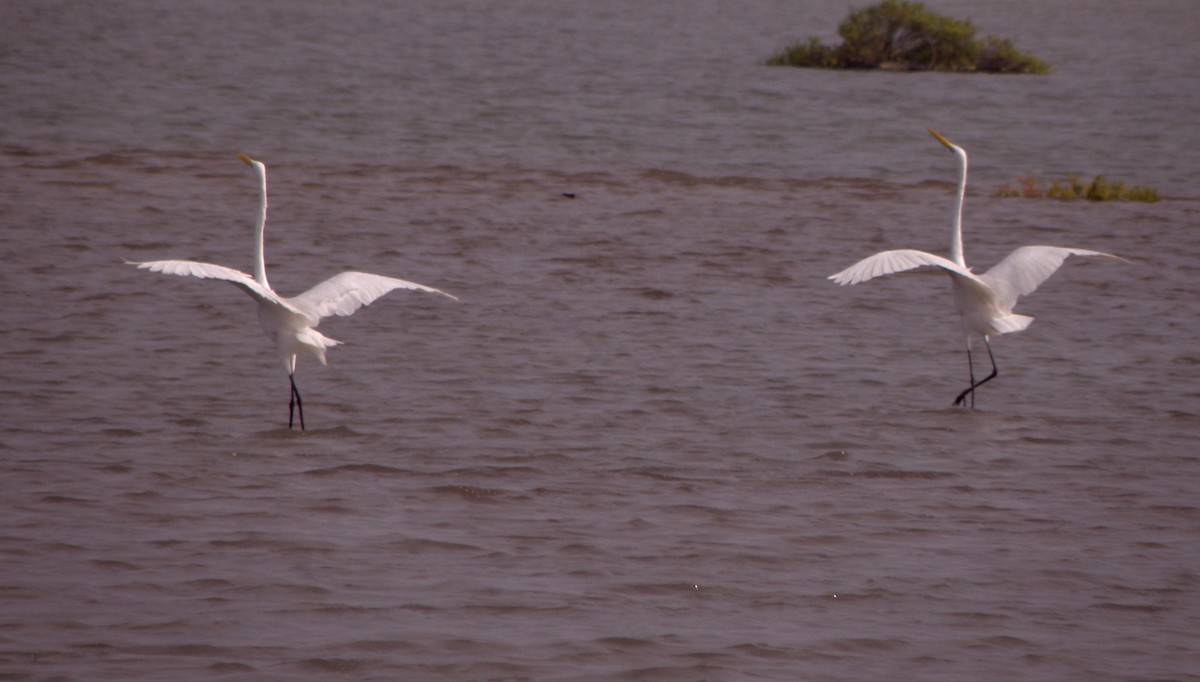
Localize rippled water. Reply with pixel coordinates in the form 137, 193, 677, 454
2, 1, 1199, 679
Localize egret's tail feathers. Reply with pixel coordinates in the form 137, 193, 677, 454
993, 313, 1034, 335
298, 328, 343, 366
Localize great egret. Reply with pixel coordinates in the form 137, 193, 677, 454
129, 153, 457, 429
829, 129, 1125, 407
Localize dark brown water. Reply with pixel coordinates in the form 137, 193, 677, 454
2, 1, 1199, 680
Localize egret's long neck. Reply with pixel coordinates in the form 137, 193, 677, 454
949, 147, 968, 268
252, 164, 270, 289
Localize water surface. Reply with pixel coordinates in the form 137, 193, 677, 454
1, 1, 1198, 679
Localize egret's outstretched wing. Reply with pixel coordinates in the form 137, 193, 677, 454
132, 259, 263, 300
829, 249, 977, 286
288, 271, 458, 323
129, 259, 309, 319
981, 246, 1126, 309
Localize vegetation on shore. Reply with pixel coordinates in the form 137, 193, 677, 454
994, 174, 1160, 202
767, 1, 1049, 74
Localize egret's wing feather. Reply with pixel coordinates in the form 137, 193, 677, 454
288, 271, 457, 322
981, 246, 1125, 308
129, 259, 301, 314
829, 249, 976, 286
132, 259, 267, 296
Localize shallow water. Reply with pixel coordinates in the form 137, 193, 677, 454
2, 1, 1199, 679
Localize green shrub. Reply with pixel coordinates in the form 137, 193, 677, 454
1120, 185, 1162, 203
768, 0, 1048, 74
994, 174, 1160, 202
977, 36, 1049, 74
766, 37, 838, 68
1045, 175, 1086, 200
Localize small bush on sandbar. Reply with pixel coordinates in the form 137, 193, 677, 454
767, 1, 1049, 74
994, 174, 1160, 202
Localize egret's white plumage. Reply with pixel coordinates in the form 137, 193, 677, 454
830, 129, 1125, 407
130, 153, 457, 429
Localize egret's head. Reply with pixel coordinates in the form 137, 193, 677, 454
237, 152, 255, 165
928, 129, 956, 153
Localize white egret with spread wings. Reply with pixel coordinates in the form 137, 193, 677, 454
830, 130, 1125, 407
130, 153, 457, 429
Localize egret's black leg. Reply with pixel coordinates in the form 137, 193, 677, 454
289, 375, 305, 431
974, 339, 999, 392
954, 344, 976, 407
953, 339, 998, 408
